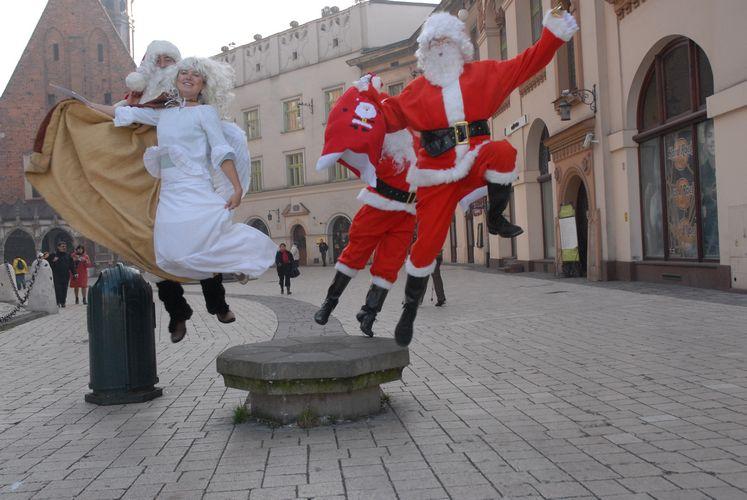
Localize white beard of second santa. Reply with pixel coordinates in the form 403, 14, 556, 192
419, 42, 465, 88
141, 66, 177, 104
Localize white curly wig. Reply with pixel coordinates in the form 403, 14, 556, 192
415, 12, 474, 67
170, 57, 236, 118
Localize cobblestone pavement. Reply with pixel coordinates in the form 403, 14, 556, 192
2, 265, 747, 499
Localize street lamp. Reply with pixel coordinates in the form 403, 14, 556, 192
558, 84, 597, 121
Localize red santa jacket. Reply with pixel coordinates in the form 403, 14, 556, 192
357, 130, 418, 215
377, 27, 564, 188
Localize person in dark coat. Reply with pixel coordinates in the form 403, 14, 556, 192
275, 243, 294, 295
317, 239, 329, 266
431, 251, 446, 306
46, 241, 77, 308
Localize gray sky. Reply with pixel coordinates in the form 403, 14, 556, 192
0, 0, 437, 95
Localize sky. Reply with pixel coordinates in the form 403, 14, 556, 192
0, 0, 438, 95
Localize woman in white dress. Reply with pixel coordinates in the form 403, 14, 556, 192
91, 57, 276, 341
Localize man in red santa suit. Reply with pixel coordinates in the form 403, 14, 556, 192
315, 129, 418, 337
359, 7, 578, 346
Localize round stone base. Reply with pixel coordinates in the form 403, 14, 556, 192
85, 386, 162, 405
248, 386, 383, 425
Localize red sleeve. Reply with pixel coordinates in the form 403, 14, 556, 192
482, 28, 565, 105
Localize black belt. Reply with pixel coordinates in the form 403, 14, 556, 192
421, 120, 491, 157
375, 179, 416, 204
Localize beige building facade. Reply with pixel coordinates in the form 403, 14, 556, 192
355, 0, 746, 291
227, 0, 747, 291
222, 1, 435, 266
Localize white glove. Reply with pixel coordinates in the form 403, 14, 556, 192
353, 74, 383, 92
542, 9, 579, 42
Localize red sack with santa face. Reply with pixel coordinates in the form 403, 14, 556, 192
316, 84, 386, 187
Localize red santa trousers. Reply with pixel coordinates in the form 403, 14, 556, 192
335, 205, 416, 288
407, 140, 517, 275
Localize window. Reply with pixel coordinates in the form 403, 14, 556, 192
330, 162, 349, 182
470, 27, 480, 61
283, 98, 302, 131
286, 152, 304, 187
636, 38, 717, 261
530, 0, 543, 43
498, 23, 508, 61
387, 82, 404, 96
104, 92, 112, 105
244, 108, 260, 140
47, 93, 56, 107
538, 126, 556, 259
256, 63, 261, 72
324, 87, 343, 121
332, 38, 339, 48
556, 1, 580, 94
292, 51, 298, 60
97, 43, 104, 62
249, 159, 262, 193
53, 43, 59, 61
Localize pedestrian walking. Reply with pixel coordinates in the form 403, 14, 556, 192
431, 251, 446, 307
12, 256, 28, 290
317, 239, 329, 266
70, 244, 92, 305
276, 243, 294, 295
46, 241, 77, 308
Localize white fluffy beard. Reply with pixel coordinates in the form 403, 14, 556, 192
418, 42, 465, 88
140, 66, 177, 104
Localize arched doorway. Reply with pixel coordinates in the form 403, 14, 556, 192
290, 224, 307, 266
329, 216, 351, 263
3, 229, 36, 264
576, 182, 589, 276
247, 218, 270, 237
41, 228, 74, 254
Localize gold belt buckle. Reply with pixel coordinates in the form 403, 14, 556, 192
453, 121, 470, 145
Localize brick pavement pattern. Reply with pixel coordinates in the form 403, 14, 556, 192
1, 266, 747, 499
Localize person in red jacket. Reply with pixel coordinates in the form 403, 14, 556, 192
357, 7, 578, 346
315, 129, 418, 336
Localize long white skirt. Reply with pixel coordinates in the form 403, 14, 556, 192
155, 168, 277, 280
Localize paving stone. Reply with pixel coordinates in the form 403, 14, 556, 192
1, 267, 747, 500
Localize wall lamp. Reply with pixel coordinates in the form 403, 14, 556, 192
267, 208, 280, 221
558, 84, 597, 121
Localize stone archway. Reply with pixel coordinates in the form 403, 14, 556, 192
290, 224, 307, 266
3, 229, 36, 264
328, 216, 351, 263
247, 218, 270, 237
41, 227, 74, 254
546, 118, 603, 281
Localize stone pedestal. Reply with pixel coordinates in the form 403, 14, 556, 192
26, 260, 57, 314
0, 264, 18, 303
217, 335, 409, 425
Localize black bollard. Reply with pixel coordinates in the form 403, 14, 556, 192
85, 263, 162, 405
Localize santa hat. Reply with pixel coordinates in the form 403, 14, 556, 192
316, 85, 386, 187
126, 40, 182, 92
416, 12, 473, 63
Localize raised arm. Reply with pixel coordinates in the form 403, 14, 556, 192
487, 10, 578, 95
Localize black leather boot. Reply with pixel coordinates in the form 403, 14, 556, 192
394, 274, 429, 347
487, 182, 523, 238
156, 280, 193, 343
356, 284, 389, 337
314, 271, 352, 325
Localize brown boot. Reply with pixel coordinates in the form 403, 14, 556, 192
217, 310, 236, 324
170, 319, 187, 343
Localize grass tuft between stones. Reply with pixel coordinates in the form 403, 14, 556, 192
380, 392, 391, 408
233, 404, 250, 424
297, 407, 320, 428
